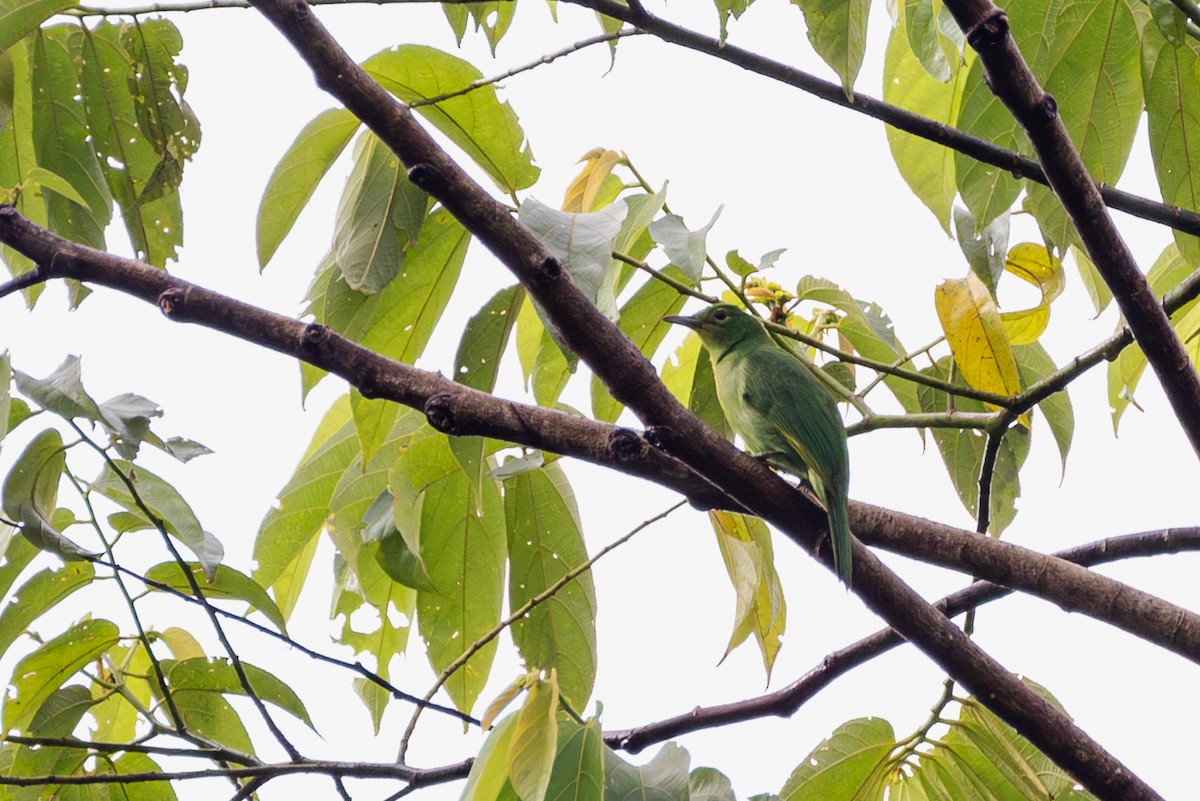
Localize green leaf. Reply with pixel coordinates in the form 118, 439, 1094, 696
0, 561, 93, 659
0, 351, 10, 450
790, 0, 870, 96
79, 21, 187, 267
14, 355, 102, 421
0, 39, 46, 303
1013, 343, 1073, 476
144, 561, 288, 635
24, 165, 87, 207
953, 206, 1009, 297
32, 26, 112, 251
1071, 246, 1112, 316
359, 207, 471, 362
709, 511, 785, 679
258, 107, 360, 268
332, 131, 430, 293
715, 0, 755, 41
462, 713, 520, 801
363, 44, 539, 193
91, 460, 224, 579
592, 267, 688, 422
503, 463, 597, 710
1144, 20, 1200, 264
954, 60, 1024, 227
884, 17, 962, 232
158, 626, 205, 661
417, 466, 506, 715
690, 768, 736, 801
109, 752, 179, 801
166, 656, 316, 731
3, 618, 119, 732
604, 743, 690, 801
253, 397, 356, 618
2, 428, 65, 520
649, 207, 721, 285
509, 673, 559, 801
519, 198, 627, 320
97, 391, 162, 459
780, 717, 894, 801
28, 685, 92, 737
0, 1, 76, 53
352, 388, 400, 468
160, 671, 254, 755
546, 717, 605, 801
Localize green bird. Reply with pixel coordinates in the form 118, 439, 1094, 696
664, 303, 853, 585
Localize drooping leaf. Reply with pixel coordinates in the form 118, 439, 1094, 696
28, 685, 92, 737
934, 272, 1022, 400
509, 672, 559, 801
166, 656, 316, 731
546, 717, 605, 801
519, 197, 628, 320
2, 428, 65, 521
780, 717, 894, 801
332, 131, 430, 294
709, 511, 785, 679
1013, 343, 1073, 476
563, 148, 622, 213
462, 713, 520, 801
604, 743, 690, 801
998, 243, 1065, 346
363, 44, 539, 193
649, 207, 721, 285
90, 460, 224, 580
14, 355, 102, 421
790, 0, 870, 97
502, 463, 597, 709
258, 107, 361, 268
144, 561, 287, 635
3, 618, 119, 732
953, 206, 1009, 297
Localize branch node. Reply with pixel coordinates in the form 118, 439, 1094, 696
608, 428, 647, 462
538, 255, 562, 278
301, 322, 332, 351
425, 394, 459, 435
1034, 93, 1059, 126
157, 287, 187, 317
357, 371, 383, 400
406, 163, 439, 191
965, 9, 1009, 51
643, 425, 679, 455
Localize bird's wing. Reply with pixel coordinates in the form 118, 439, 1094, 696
741, 347, 848, 488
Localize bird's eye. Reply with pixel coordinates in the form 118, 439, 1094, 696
713, 310, 729, 322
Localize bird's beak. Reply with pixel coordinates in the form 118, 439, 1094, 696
662, 314, 703, 330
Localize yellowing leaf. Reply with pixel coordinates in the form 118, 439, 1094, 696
998, 243, 1064, 345
508, 671, 559, 801
934, 272, 1022, 401
562, 148, 621, 213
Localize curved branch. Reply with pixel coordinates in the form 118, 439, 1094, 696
606, 526, 1200, 753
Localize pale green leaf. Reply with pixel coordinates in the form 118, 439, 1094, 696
144, 561, 288, 635
780, 718, 894, 801
3, 618, 119, 732
509, 674, 559, 801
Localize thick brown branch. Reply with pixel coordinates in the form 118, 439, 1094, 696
608, 526, 1200, 753
939, 0, 1200, 465
201, 5, 1165, 797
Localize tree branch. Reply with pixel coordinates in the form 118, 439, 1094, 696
564, 0, 1200, 239
939, 0, 1200, 464
238, 5, 1168, 797
606, 526, 1200, 753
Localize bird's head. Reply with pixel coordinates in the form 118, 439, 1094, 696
663, 303, 767, 347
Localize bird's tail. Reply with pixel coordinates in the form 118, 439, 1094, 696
826, 491, 853, 587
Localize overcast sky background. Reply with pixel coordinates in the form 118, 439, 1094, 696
3, 1, 1199, 799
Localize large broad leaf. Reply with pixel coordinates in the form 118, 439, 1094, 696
3, 618, 119, 732
362, 44, 539, 194
883, 20, 964, 233
934, 272, 1022, 400
953, 63, 1025, 227
546, 717, 605, 801
709, 511, 785, 679
2, 428, 65, 520
502, 463, 597, 709
144, 561, 287, 635
332, 131, 430, 293
417, 466, 506, 715
14, 355, 102, 421
1144, 18, 1200, 265
253, 396, 356, 618
32, 27, 112, 252
79, 20, 190, 268
157, 660, 254, 755
780, 717, 894, 801
0, 561, 93, 659
790, 0, 870, 97
509, 673, 559, 801
1013, 343, 1073, 475
462, 713, 520, 801
91, 460, 224, 579
649, 207, 721, 285
605, 743, 691, 801
258, 107, 360, 268
0, 40, 47, 303
519, 197, 627, 321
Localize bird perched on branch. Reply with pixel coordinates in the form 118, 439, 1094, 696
664, 303, 853, 585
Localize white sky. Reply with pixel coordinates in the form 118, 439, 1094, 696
3, 1, 1199, 799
